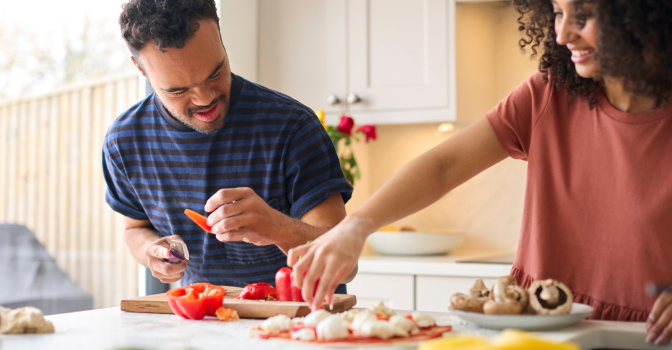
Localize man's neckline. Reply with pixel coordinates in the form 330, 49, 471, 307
154, 72, 244, 132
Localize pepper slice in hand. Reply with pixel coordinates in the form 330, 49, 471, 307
276, 267, 320, 302
184, 209, 213, 233
236, 282, 278, 300
166, 283, 225, 319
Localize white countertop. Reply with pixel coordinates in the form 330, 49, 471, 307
358, 251, 513, 278
2, 308, 670, 350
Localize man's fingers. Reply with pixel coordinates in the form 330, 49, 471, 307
205, 187, 250, 212
215, 230, 246, 243
146, 244, 170, 259
211, 214, 247, 234
206, 201, 244, 227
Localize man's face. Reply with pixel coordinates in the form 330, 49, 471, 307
134, 19, 232, 134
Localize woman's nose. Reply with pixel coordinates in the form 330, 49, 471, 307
555, 16, 577, 46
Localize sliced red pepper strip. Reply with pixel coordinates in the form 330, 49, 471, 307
166, 282, 225, 319
184, 209, 212, 233
236, 282, 278, 300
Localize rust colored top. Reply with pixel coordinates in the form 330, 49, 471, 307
486, 72, 672, 322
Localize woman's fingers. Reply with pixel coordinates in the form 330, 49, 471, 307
648, 296, 672, 344
311, 260, 341, 311
302, 250, 325, 307
649, 292, 672, 328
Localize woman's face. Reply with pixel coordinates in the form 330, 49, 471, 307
553, 0, 600, 79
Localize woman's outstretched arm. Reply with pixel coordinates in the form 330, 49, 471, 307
288, 116, 509, 310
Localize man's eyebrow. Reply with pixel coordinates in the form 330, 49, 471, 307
161, 57, 226, 93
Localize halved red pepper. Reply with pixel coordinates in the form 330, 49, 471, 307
166, 282, 225, 319
275, 267, 319, 302
235, 282, 278, 300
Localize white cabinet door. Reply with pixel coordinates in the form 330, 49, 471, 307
347, 273, 415, 311
415, 276, 497, 313
258, 0, 347, 114
348, 0, 450, 112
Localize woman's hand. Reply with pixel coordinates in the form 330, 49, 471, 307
647, 289, 672, 345
287, 215, 374, 310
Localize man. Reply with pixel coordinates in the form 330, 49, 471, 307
104, 0, 356, 293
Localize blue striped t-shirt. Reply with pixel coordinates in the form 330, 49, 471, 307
103, 73, 353, 288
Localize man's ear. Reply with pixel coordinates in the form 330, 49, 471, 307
131, 56, 147, 77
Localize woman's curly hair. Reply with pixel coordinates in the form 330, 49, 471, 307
512, 0, 672, 107
119, 0, 219, 59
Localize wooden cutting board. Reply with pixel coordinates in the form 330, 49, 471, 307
121, 286, 357, 319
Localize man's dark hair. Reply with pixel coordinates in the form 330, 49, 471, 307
512, 0, 672, 107
119, 0, 220, 60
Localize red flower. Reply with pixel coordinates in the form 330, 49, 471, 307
337, 115, 355, 136
357, 125, 377, 142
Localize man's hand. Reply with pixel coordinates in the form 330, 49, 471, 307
647, 290, 672, 345
143, 235, 188, 283
288, 215, 371, 311
205, 187, 301, 248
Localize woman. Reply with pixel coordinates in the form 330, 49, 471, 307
288, 0, 672, 345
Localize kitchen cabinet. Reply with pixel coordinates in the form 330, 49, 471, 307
415, 276, 497, 312
252, 0, 456, 124
346, 273, 415, 310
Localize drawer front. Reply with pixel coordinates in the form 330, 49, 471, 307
415, 276, 497, 313
347, 273, 415, 311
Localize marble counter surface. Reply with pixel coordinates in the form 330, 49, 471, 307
2, 307, 671, 350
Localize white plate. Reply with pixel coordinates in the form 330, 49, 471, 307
449, 303, 594, 331
366, 231, 465, 256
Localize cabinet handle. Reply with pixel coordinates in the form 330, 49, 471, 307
347, 93, 362, 104
327, 94, 341, 106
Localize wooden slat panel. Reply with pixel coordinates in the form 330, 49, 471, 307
6, 104, 19, 221
0, 106, 8, 222
57, 93, 70, 270
79, 88, 92, 295
102, 83, 115, 308
16, 102, 28, 224
1, 75, 139, 309
91, 86, 104, 309
36, 98, 50, 244
26, 100, 40, 235
47, 96, 60, 259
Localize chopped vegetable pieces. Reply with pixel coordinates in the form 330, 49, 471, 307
166, 283, 225, 320
215, 307, 240, 322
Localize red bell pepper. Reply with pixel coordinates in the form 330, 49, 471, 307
275, 267, 320, 302
184, 209, 213, 233
235, 282, 278, 300
166, 282, 225, 320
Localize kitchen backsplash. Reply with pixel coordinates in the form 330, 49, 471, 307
346, 3, 538, 254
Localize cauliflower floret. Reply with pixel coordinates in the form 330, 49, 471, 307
291, 328, 316, 341
369, 300, 395, 318
389, 315, 419, 336
260, 314, 292, 333
338, 309, 360, 323
349, 309, 377, 332
358, 320, 397, 339
411, 312, 436, 328
316, 314, 349, 341
303, 309, 331, 328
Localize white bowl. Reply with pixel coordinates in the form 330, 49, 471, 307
449, 303, 594, 331
366, 231, 465, 256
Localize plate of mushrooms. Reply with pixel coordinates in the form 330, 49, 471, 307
448, 276, 594, 331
